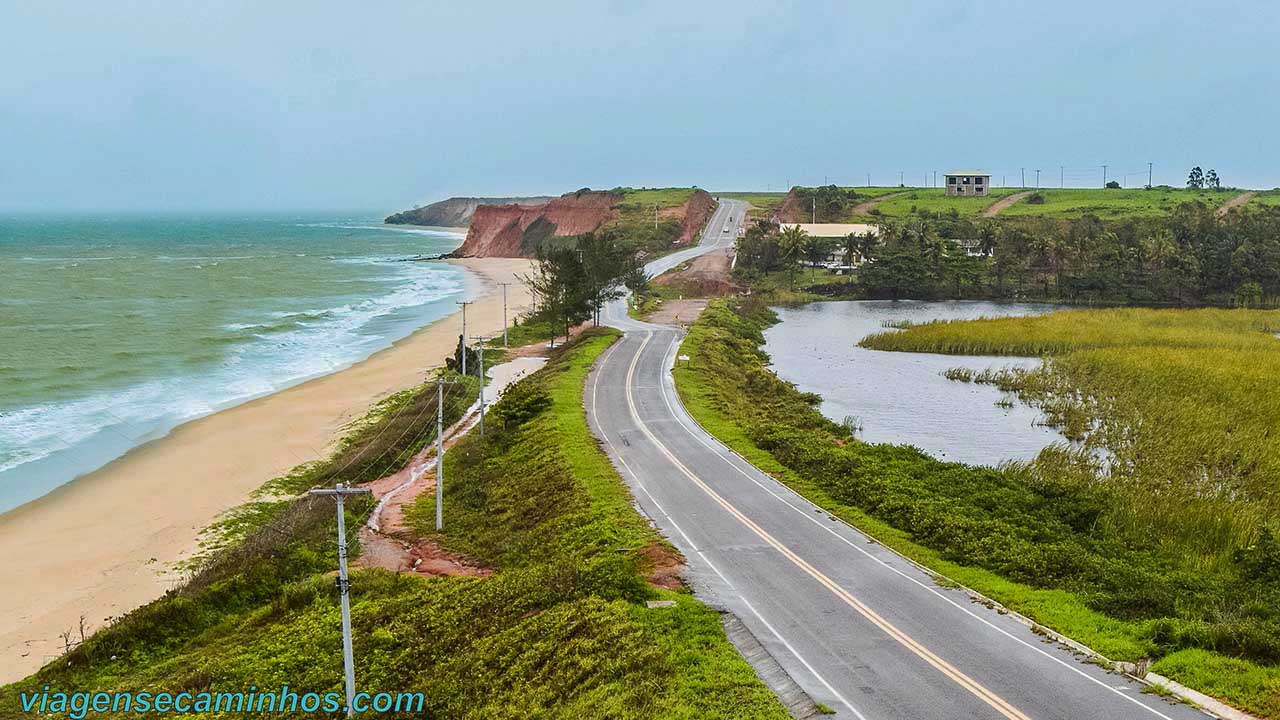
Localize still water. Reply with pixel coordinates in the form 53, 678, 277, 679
762, 301, 1064, 466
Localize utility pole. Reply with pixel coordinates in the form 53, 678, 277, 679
811, 197, 816, 223
933, 170, 937, 188
455, 301, 472, 375
1102, 164, 1108, 188
1035, 169, 1041, 188
899, 170, 904, 187
1147, 162, 1153, 188
307, 483, 372, 718
497, 283, 510, 348
866, 172, 871, 187
472, 335, 488, 435
434, 378, 459, 531
1020, 168, 1026, 188
1060, 166, 1065, 188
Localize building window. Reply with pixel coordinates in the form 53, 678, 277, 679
948, 177, 957, 185
956, 186, 964, 194
975, 176, 985, 185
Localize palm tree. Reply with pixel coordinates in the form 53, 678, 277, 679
842, 233, 857, 267
778, 224, 808, 290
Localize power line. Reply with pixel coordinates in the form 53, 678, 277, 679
307, 482, 372, 718
454, 301, 472, 375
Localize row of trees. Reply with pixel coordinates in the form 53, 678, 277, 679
520, 229, 646, 344
735, 203, 1280, 306
1187, 166, 1223, 190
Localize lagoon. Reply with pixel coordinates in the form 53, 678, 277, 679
762, 300, 1064, 466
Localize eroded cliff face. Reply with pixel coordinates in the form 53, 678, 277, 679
774, 188, 807, 223
450, 188, 721, 258
454, 189, 623, 257
673, 189, 716, 245
384, 196, 553, 227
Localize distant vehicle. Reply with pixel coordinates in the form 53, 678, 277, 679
723, 227, 730, 233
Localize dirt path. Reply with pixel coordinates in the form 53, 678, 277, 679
1216, 191, 1256, 217
851, 191, 909, 216
982, 191, 1034, 217
355, 356, 546, 577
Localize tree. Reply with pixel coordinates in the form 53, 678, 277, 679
1187, 166, 1205, 189
803, 234, 828, 279
1206, 169, 1221, 191
1105, 180, 1121, 189
842, 232, 858, 267
778, 224, 809, 289
522, 243, 587, 347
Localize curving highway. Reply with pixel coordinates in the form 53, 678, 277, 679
585, 199, 1207, 719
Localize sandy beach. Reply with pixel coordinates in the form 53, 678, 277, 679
0, 257, 534, 683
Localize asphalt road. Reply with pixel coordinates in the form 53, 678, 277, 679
587, 198, 1207, 720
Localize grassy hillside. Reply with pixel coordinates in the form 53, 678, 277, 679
864, 187, 1024, 217
998, 187, 1235, 218
674, 299, 1280, 718
1, 332, 787, 720
607, 187, 714, 253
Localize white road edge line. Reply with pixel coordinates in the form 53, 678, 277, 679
593, 327, 866, 720
652, 331, 1187, 720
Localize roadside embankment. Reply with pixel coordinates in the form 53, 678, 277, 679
673, 298, 1279, 719
0, 257, 533, 684
1, 329, 790, 720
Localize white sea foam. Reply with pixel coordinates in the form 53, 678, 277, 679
0, 260, 469, 480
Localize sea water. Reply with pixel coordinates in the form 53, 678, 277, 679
0, 213, 469, 513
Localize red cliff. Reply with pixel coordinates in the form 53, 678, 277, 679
774, 188, 807, 223
673, 189, 716, 245
455, 189, 622, 257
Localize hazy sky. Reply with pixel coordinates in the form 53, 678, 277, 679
3, 1, 1276, 211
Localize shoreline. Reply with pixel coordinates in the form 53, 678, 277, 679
0, 257, 534, 683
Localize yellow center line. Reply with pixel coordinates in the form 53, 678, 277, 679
623, 331, 1032, 720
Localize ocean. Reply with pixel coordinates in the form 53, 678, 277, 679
0, 213, 470, 513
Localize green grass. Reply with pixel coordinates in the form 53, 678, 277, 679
672, 298, 1280, 718
2, 330, 788, 720
714, 191, 788, 221
1253, 190, 1280, 207
1152, 649, 1280, 718
864, 187, 1025, 217
863, 308, 1280, 566
997, 187, 1234, 219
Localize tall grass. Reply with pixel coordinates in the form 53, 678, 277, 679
675, 299, 1280, 717
863, 307, 1280, 568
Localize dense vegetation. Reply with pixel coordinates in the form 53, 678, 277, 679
862, 308, 1280, 569
2, 333, 787, 719
674, 299, 1280, 717
522, 229, 647, 340
734, 201, 1280, 306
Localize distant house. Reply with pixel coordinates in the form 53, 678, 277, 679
950, 238, 991, 257
778, 223, 879, 239
779, 223, 880, 271
945, 171, 990, 197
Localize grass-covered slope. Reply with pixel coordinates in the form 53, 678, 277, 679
674, 299, 1280, 718
1, 331, 787, 720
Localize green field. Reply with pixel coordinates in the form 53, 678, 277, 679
713, 191, 788, 220
1, 331, 788, 720
675, 300, 1280, 718
861, 187, 1024, 217
997, 187, 1234, 218
1252, 190, 1280, 207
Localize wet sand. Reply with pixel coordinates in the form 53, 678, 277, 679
0, 257, 534, 682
